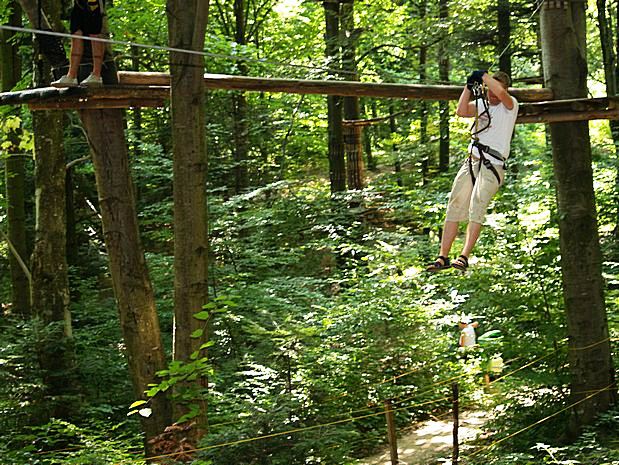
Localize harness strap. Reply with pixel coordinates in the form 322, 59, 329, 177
467, 142, 505, 186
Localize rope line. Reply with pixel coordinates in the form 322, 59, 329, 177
0, 24, 357, 78
468, 383, 615, 458
116, 395, 451, 464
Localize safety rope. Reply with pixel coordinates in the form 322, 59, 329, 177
467, 382, 616, 458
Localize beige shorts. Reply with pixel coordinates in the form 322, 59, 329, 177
445, 158, 504, 224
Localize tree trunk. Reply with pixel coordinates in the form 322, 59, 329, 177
29, 0, 77, 421
390, 104, 402, 187
167, 0, 210, 434
323, 0, 346, 193
1, 1, 30, 318
438, 0, 450, 173
130, 45, 143, 159
17, 0, 173, 446
341, 0, 364, 190
233, 0, 250, 193
540, 0, 617, 436
597, 0, 619, 237
497, 0, 511, 76
418, 0, 430, 184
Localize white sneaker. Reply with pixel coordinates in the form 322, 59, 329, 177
51, 75, 78, 88
81, 74, 103, 87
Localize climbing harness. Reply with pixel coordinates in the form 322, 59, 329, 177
467, 82, 505, 186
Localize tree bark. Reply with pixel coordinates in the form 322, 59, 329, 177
418, 0, 430, 183
323, 0, 346, 192
233, 0, 250, 193
30, 0, 77, 421
341, 0, 364, 190
540, 0, 617, 436
1, 1, 30, 318
167, 0, 210, 433
497, 0, 511, 76
438, 0, 450, 173
17, 0, 172, 446
596, 0, 619, 237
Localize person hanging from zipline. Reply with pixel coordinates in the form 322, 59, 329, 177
52, 0, 105, 88
426, 70, 518, 272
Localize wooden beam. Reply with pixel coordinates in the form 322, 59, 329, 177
0, 86, 168, 109
29, 98, 165, 110
118, 71, 554, 102
342, 97, 619, 125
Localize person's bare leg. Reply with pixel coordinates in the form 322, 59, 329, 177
91, 34, 104, 77
439, 220, 459, 258
460, 221, 482, 258
67, 32, 84, 78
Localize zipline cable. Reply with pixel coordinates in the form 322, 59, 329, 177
0, 24, 358, 79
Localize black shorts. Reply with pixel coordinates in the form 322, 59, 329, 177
70, 0, 103, 35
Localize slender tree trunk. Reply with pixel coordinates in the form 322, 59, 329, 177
418, 0, 430, 183
540, 0, 617, 436
341, 0, 364, 190
497, 0, 511, 76
390, 104, 402, 187
438, 0, 450, 173
18, 0, 173, 446
363, 102, 376, 171
233, 0, 250, 193
131, 45, 143, 159
597, 0, 619, 237
323, 0, 346, 192
167, 0, 210, 434
1, 1, 30, 318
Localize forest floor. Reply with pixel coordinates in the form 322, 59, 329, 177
357, 410, 488, 465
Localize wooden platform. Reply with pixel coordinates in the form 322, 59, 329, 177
0, 71, 617, 124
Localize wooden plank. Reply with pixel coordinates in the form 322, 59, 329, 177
1, 86, 169, 107
117, 71, 554, 102
29, 98, 165, 110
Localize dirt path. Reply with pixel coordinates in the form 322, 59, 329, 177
357, 411, 487, 465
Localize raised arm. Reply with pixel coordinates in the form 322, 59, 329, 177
482, 72, 514, 109
456, 86, 477, 118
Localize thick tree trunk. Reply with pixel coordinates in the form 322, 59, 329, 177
497, 0, 511, 76
324, 0, 346, 192
540, 0, 617, 436
167, 0, 210, 433
438, 0, 450, 173
233, 0, 250, 193
341, 0, 364, 190
31, 0, 76, 420
17, 0, 172, 445
81, 109, 172, 442
1, 1, 30, 318
32, 108, 76, 419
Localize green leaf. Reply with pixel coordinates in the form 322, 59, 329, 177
191, 328, 204, 338
129, 400, 148, 409
199, 341, 215, 350
194, 311, 210, 320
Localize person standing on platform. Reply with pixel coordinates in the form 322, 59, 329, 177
52, 0, 105, 87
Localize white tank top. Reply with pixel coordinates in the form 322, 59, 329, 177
468, 96, 519, 165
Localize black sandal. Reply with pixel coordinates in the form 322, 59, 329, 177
426, 255, 451, 272
452, 255, 469, 271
